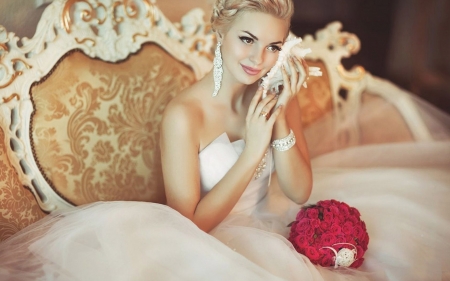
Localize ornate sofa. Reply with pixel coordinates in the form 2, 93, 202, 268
0, 0, 431, 242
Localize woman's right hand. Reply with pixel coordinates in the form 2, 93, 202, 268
244, 87, 282, 158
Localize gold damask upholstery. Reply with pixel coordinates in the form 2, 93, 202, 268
297, 60, 333, 128
0, 128, 47, 242
30, 44, 196, 206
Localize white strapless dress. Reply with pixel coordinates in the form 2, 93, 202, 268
1, 100, 450, 281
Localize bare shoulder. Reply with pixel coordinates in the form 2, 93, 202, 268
161, 84, 205, 146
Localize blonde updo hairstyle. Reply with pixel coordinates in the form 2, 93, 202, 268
211, 0, 294, 36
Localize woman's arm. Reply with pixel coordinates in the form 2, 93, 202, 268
272, 98, 312, 204
270, 57, 313, 204
160, 90, 281, 232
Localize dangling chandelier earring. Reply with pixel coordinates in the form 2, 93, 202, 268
212, 41, 223, 97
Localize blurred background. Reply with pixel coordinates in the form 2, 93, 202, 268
1, 0, 449, 113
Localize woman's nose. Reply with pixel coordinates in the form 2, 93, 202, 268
249, 48, 264, 65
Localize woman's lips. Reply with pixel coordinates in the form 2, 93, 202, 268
241, 64, 261, 76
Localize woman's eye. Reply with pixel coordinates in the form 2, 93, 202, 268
239, 36, 254, 44
267, 45, 281, 53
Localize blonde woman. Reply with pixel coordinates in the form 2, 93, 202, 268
161, 0, 311, 233
1, 1, 450, 281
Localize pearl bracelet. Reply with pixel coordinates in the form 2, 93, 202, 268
271, 129, 296, 151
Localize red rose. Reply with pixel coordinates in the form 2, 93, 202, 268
361, 221, 367, 231
315, 228, 323, 236
339, 202, 350, 215
342, 221, 354, 235
310, 219, 320, 229
305, 246, 320, 261
296, 218, 311, 232
320, 221, 330, 231
319, 252, 335, 267
345, 235, 355, 244
350, 258, 364, 268
353, 225, 365, 241
323, 211, 334, 223
356, 245, 364, 259
294, 235, 310, 248
318, 200, 332, 208
320, 233, 337, 246
329, 205, 339, 215
330, 224, 342, 235
335, 235, 346, 244
306, 208, 319, 219
347, 215, 359, 224
304, 226, 315, 237
289, 222, 298, 235
296, 210, 307, 220
360, 232, 369, 250
349, 207, 361, 217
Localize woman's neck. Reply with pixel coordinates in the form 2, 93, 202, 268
207, 70, 253, 113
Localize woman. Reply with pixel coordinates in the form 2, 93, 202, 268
160, 0, 311, 233
1, 0, 449, 280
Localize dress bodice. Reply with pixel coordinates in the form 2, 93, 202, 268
198, 132, 274, 213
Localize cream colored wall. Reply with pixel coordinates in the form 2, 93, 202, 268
0, 0, 212, 38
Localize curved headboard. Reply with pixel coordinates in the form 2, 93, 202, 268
0, 0, 214, 212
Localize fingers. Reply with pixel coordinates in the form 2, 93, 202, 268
267, 104, 283, 124
255, 93, 277, 118
298, 58, 308, 89
259, 95, 278, 118
291, 57, 307, 91
288, 57, 298, 90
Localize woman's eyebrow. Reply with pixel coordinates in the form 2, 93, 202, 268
242, 31, 282, 45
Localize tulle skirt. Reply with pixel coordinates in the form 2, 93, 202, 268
0, 94, 449, 281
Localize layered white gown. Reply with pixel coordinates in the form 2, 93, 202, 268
0, 95, 449, 281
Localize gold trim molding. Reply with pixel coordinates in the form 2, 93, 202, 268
1, 93, 20, 104
75, 38, 96, 46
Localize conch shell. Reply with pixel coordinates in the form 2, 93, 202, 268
260, 36, 322, 98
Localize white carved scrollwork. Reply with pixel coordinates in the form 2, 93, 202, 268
301, 21, 431, 146
0, 0, 215, 212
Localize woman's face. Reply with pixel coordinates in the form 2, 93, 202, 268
220, 11, 290, 86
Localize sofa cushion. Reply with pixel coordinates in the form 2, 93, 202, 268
30, 43, 196, 206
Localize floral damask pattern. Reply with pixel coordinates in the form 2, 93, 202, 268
0, 128, 47, 242
31, 44, 196, 206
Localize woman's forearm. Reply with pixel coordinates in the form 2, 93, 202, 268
272, 112, 312, 204
192, 149, 261, 232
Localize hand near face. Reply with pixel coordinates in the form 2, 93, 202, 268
275, 56, 308, 110
244, 87, 283, 158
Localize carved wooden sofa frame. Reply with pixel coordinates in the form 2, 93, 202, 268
0, 0, 431, 241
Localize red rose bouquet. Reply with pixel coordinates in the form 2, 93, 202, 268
288, 199, 369, 268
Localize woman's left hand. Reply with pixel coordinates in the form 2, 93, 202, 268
274, 56, 308, 113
